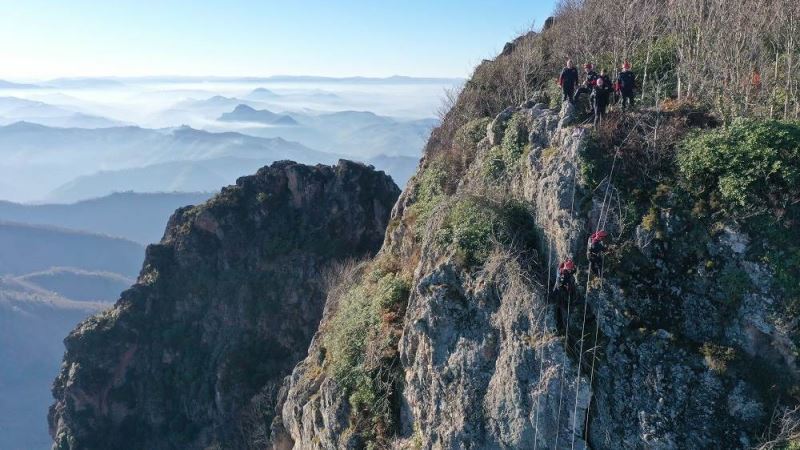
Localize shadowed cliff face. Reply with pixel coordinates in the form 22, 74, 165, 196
49, 160, 400, 450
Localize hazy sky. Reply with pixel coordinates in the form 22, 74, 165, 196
0, 1, 557, 80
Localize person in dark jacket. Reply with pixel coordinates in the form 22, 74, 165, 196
559, 59, 579, 103
573, 63, 599, 104
587, 231, 608, 275
590, 77, 612, 127
615, 61, 636, 110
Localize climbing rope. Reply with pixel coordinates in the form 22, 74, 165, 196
553, 141, 580, 450
532, 232, 554, 450
570, 150, 619, 450
583, 256, 606, 439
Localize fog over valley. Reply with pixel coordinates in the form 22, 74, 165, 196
0, 74, 453, 449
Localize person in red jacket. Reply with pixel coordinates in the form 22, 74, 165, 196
587, 230, 608, 275
558, 59, 579, 104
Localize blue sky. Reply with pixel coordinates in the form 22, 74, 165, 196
0, 0, 556, 80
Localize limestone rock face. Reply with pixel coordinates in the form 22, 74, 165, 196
273, 99, 797, 450
49, 160, 400, 450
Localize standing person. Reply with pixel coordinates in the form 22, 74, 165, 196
616, 61, 637, 111
574, 63, 599, 103
559, 59, 579, 104
591, 77, 612, 127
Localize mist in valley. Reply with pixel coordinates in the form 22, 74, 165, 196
0, 75, 453, 449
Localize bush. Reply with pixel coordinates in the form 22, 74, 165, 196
406, 156, 449, 239
436, 197, 536, 267
324, 270, 409, 388
700, 342, 737, 373
322, 264, 410, 446
678, 120, 800, 217
482, 113, 530, 180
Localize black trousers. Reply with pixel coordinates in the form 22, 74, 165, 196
620, 91, 635, 110
593, 102, 608, 126
562, 85, 576, 103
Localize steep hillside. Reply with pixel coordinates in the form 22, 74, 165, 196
49, 160, 400, 450
265, 28, 800, 449
271, 102, 800, 450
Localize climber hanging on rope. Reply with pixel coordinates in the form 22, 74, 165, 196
587, 230, 608, 275
553, 259, 577, 329
615, 61, 637, 111
558, 59, 579, 104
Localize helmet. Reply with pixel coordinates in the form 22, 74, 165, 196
622, 61, 631, 70
584, 63, 593, 69
590, 230, 608, 243
596, 77, 604, 85
560, 259, 576, 273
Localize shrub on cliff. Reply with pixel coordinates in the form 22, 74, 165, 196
678, 119, 800, 217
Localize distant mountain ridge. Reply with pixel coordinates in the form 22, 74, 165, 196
0, 192, 212, 244
0, 221, 144, 276
17, 267, 133, 302
0, 122, 331, 202
37, 75, 463, 85
218, 104, 298, 125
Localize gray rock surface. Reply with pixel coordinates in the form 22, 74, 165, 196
49, 160, 400, 450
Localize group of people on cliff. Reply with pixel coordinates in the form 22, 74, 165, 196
558, 59, 637, 125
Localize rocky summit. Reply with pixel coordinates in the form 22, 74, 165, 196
49, 160, 400, 450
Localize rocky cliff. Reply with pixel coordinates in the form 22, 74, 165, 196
267, 52, 800, 448
49, 160, 400, 450
50, 27, 800, 450
271, 101, 800, 449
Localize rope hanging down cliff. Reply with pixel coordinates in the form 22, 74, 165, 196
532, 233, 554, 450
553, 144, 580, 450
570, 149, 618, 450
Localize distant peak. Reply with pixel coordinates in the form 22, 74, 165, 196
233, 104, 256, 112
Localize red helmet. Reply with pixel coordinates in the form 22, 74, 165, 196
584, 63, 593, 69
560, 259, 576, 273
622, 61, 631, 70
591, 230, 608, 243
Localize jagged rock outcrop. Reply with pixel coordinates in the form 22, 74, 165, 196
49, 160, 400, 450
271, 96, 799, 449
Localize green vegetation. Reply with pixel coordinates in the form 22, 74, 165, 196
436, 197, 536, 267
325, 270, 409, 388
406, 156, 449, 239
453, 117, 491, 152
678, 120, 800, 216
483, 113, 530, 180
323, 263, 410, 446
700, 343, 737, 373
407, 117, 490, 240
